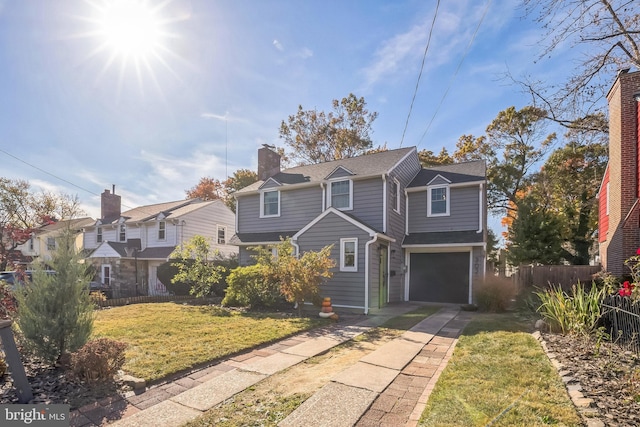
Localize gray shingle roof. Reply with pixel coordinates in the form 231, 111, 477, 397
408, 160, 486, 188
236, 147, 416, 194
402, 230, 485, 246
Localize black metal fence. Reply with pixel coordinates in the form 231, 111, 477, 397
601, 295, 640, 354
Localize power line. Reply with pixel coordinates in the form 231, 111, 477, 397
416, 0, 492, 149
399, 0, 441, 148
0, 147, 189, 217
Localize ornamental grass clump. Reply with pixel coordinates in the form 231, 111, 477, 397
474, 275, 516, 312
535, 281, 605, 335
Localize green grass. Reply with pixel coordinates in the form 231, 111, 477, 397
419, 312, 582, 427
92, 303, 324, 382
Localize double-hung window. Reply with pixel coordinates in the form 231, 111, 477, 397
96, 226, 103, 243
390, 178, 400, 213
340, 238, 358, 272
158, 221, 166, 240
261, 190, 280, 217
428, 185, 449, 217
119, 223, 126, 242
46, 237, 56, 251
330, 180, 352, 210
217, 225, 226, 244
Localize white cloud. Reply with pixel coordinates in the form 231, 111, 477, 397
297, 47, 313, 59
273, 39, 284, 51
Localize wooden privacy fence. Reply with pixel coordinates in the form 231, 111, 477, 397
512, 264, 601, 290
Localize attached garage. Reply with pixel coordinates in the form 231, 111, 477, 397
408, 252, 470, 303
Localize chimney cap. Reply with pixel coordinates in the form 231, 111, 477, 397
262, 144, 276, 149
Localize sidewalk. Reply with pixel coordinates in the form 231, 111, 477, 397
70, 303, 471, 427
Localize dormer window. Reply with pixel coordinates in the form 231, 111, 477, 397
329, 179, 353, 210
428, 185, 449, 217
261, 190, 280, 218
119, 223, 126, 242
158, 221, 166, 240
96, 226, 103, 243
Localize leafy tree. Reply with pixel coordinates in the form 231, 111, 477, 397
0, 178, 82, 270
170, 235, 227, 297
529, 139, 607, 264
453, 106, 556, 215
279, 93, 379, 165
417, 147, 454, 167
506, 194, 565, 265
16, 229, 94, 364
185, 177, 225, 201
222, 169, 258, 212
514, 0, 639, 132
272, 239, 335, 316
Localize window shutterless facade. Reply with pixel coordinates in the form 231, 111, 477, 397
96, 226, 103, 243
391, 178, 400, 213
217, 225, 226, 244
340, 238, 358, 272
329, 179, 353, 210
427, 185, 449, 216
260, 190, 280, 217
119, 224, 126, 242
158, 221, 166, 240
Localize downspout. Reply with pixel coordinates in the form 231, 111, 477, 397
404, 189, 409, 235
382, 175, 387, 233
234, 196, 239, 234
364, 234, 379, 315
477, 182, 484, 233
320, 182, 326, 211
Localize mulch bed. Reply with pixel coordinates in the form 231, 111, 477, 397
0, 355, 126, 409
542, 332, 640, 426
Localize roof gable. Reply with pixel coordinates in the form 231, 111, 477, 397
426, 174, 452, 186
259, 177, 282, 190
325, 165, 355, 180
409, 160, 486, 188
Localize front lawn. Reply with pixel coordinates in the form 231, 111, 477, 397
92, 303, 325, 382
419, 312, 582, 426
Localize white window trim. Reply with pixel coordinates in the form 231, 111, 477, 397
217, 225, 226, 244
101, 264, 111, 286
427, 185, 450, 217
119, 223, 126, 242
260, 190, 281, 218
328, 179, 353, 211
158, 221, 166, 241
391, 177, 401, 214
96, 226, 103, 243
340, 237, 358, 272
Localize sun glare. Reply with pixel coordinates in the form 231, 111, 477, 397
96, 0, 163, 59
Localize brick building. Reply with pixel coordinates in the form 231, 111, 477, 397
599, 69, 640, 276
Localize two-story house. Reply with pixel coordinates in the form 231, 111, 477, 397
230, 146, 487, 313
84, 187, 236, 298
17, 217, 95, 265
599, 69, 640, 275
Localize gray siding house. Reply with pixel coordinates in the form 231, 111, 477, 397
231, 146, 486, 313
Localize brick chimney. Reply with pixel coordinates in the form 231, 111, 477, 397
600, 69, 640, 275
101, 185, 122, 221
258, 145, 281, 181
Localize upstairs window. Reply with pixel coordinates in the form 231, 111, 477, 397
261, 190, 280, 217
97, 226, 103, 243
47, 237, 56, 251
340, 238, 358, 272
158, 221, 166, 240
428, 186, 449, 217
119, 224, 126, 242
390, 178, 400, 213
217, 225, 226, 244
29, 236, 34, 251
330, 180, 352, 210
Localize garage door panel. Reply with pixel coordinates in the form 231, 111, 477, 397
409, 252, 469, 303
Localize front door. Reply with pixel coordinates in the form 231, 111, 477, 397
379, 245, 388, 308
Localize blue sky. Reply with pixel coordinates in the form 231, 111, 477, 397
0, 0, 575, 231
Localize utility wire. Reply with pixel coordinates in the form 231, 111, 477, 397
0, 147, 188, 218
417, 0, 492, 149
399, 0, 441, 148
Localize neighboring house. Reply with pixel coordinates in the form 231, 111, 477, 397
84, 187, 236, 298
17, 217, 95, 265
230, 146, 487, 313
598, 69, 640, 276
